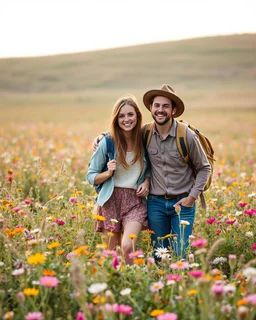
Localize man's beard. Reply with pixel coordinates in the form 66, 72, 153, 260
152, 113, 171, 126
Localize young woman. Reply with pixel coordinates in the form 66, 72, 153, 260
86, 95, 150, 264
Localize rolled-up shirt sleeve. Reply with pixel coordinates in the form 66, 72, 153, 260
188, 134, 211, 199
86, 138, 108, 186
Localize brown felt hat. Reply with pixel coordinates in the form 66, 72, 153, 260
143, 84, 185, 118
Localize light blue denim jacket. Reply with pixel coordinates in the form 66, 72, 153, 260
86, 137, 150, 206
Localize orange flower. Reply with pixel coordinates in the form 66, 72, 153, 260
128, 234, 137, 239
134, 258, 145, 265
57, 249, 65, 256
237, 299, 248, 306
43, 270, 56, 276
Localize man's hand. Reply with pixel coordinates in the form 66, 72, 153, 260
174, 195, 195, 207
92, 134, 105, 152
136, 178, 150, 197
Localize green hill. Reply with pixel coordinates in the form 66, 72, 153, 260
0, 33, 255, 94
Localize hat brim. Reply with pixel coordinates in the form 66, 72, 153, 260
143, 89, 185, 118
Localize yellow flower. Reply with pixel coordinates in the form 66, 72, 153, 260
92, 214, 106, 221
57, 249, 65, 255
47, 242, 61, 249
23, 288, 39, 296
158, 270, 165, 275
96, 243, 107, 249
74, 245, 89, 256
128, 234, 137, 239
92, 296, 106, 304
27, 253, 46, 265
188, 289, 197, 295
150, 309, 165, 317
65, 241, 72, 245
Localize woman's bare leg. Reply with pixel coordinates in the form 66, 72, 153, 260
121, 221, 142, 265
102, 230, 122, 250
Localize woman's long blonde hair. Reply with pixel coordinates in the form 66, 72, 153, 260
110, 95, 143, 169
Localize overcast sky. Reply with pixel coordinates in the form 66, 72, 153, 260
0, 0, 255, 58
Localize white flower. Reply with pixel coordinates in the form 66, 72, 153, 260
245, 231, 253, 238
110, 219, 118, 224
0, 262, 4, 267
235, 211, 243, 216
243, 267, 256, 280
212, 257, 227, 265
12, 268, 24, 276
248, 192, 256, 198
30, 228, 41, 234
224, 284, 236, 296
32, 280, 40, 285
120, 288, 131, 296
88, 283, 107, 294
180, 220, 190, 226
189, 263, 200, 268
155, 247, 169, 259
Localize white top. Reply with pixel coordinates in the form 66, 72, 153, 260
114, 151, 141, 189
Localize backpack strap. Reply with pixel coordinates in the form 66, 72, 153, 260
142, 122, 154, 149
105, 136, 115, 160
176, 120, 189, 163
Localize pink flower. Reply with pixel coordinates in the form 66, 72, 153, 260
188, 270, 204, 278
12, 207, 21, 212
107, 225, 116, 231
112, 256, 119, 269
226, 219, 236, 225
76, 311, 86, 320
69, 197, 78, 203
191, 238, 208, 247
245, 294, 256, 305
54, 219, 65, 226
128, 250, 143, 259
170, 261, 190, 269
215, 229, 222, 235
24, 199, 34, 205
113, 304, 133, 315
166, 274, 182, 281
244, 209, 256, 216
211, 283, 224, 297
251, 243, 256, 251
70, 215, 77, 219
157, 313, 178, 320
40, 276, 59, 287
238, 202, 247, 207
150, 281, 164, 292
206, 217, 216, 224
25, 312, 43, 320
103, 250, 118, 257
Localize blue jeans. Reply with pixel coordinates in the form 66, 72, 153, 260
147, 195, 196, 259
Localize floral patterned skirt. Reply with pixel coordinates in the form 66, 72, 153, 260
95, 187, 148, 233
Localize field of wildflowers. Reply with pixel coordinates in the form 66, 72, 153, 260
0, 119, 255, 320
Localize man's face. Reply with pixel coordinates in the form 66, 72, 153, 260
150, 96, 176, 126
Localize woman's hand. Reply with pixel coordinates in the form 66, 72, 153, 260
107, 159, 116, 176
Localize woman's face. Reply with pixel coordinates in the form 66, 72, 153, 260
117, 104, 137, 133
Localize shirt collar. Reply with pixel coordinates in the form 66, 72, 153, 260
152, 120, 177, 137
